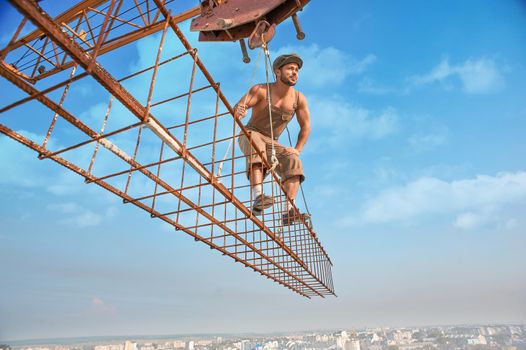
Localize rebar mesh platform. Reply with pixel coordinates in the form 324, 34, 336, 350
0, 0, 335, 298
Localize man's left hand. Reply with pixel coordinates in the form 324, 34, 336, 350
284, 147, 300, 156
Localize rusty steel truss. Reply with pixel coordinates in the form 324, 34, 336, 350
0, 0, 335, 297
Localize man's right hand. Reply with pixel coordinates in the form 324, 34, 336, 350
234, 104, 247, 119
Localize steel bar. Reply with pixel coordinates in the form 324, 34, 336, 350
40, 121, 143, 159
88, 95, 115, 175
0, 71, 88, 114
42, 64, 78, 149
151, 84, 212, 108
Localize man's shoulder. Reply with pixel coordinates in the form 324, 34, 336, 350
249, 84, 266, 94
251, 83, 267, 90
294, 89, 307, 104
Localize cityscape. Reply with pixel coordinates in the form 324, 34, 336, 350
1, 325, 524, 350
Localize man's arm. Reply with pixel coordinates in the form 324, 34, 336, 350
233, 84, 263, 119
293, 92, 311, 153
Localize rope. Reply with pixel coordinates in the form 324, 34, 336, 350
285, 126, 311, 216
215, 44, 263, 180
261, 35, 279, 172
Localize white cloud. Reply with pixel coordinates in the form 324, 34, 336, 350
358, 76, 418, 96
308, 95, 398, 150
408, 131, 448, 152
454, 212, 489, 230
91, 297, 116, 315
454, 208, 520, 231
358, 76, 398, 95
272, 44, 376, 88
346, 171, 526, 228
0, 130, 94, 195
66, 210, 102, 227
47, 201, 109, 228
410, 58, 505, 94
47, 202, 81, 214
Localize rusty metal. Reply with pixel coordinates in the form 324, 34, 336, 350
1, 0, 200, 83
247, 20, 276, 49
239, 39, 250, 63
87, 0, 119, 71
87, 95, 115, 175
191, 0, 309, 42
1, 0, 335, 298
291, 13, 305, 40
42, 64, 79, 149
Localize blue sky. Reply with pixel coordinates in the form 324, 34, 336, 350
1, 0, 525, 341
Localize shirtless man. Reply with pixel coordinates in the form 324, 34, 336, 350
234, 53, 311, 225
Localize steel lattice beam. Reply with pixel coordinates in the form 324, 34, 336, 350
1, 0, 335, 297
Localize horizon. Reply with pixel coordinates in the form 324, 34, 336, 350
4, 323, 525, 345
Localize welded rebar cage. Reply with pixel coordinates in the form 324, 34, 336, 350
0, 0, 335, 298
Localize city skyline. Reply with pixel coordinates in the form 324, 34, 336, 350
2, 324, 525, 348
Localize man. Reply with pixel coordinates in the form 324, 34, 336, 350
234, 53, 311, 225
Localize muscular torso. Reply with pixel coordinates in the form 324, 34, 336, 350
236, 80, 310, 153
245, 84, 299, 140
250, 83, 297, 116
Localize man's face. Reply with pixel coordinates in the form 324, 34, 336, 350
276, 63, 299, 86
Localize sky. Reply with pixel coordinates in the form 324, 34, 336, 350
1, 0, 526, 342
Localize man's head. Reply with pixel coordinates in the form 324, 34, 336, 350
273, 53, 303, 86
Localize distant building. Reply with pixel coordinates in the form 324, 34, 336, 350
262, 340, 278, 349
337, 331, 351, 349
393, 330, 413, 344
316, 334, 330, 342
467, 335, 487, 345
124, 341, 137, 350
96, 345, 124, 350
235, 340, 250, 350
371, 333, 383, 343
345, 340, 361, 350
173, 341, 185, 349
195, 340, 212, 346
510, 326, 523, 336
140, 344, 156, 350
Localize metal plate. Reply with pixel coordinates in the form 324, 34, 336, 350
190, 0, 286, 32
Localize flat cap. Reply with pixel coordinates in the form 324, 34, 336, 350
272, 53, 303, 71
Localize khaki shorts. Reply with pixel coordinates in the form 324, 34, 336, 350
238, 130, 305, 183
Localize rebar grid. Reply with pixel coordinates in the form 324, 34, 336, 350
0, 0, 200, 83
0, 0, 335, 297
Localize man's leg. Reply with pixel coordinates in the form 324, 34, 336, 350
283, 175, 300, 210
282, 175, 310, 225
249, 163, 264, 199
249, 163, 273, 212
239, 132, 273, 212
